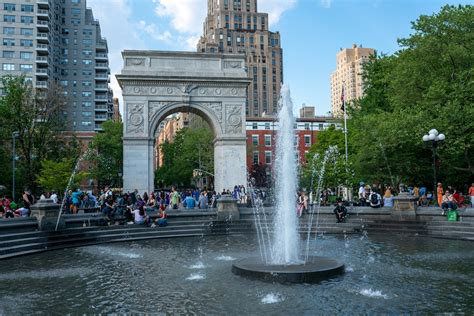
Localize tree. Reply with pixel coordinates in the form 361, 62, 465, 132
351, 5, 474, 190
0, 75, 65, 194
155, 127, 214, 188
87, 120, 123, 187
36, 158, 88, 193
301, 125, 354, 191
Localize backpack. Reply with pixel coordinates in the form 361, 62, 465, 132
370, 193, 379, 205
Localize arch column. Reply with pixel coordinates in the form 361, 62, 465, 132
123, 137, 155, 195
214, 137, 247, 193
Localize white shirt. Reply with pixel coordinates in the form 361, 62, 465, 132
50, 193, 58, 204
358, 186, 365, 198
133, 209, 145, 222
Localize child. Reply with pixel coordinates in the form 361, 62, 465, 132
333, 199, 347, 223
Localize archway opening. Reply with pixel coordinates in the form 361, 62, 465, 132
152, 107, 216, 191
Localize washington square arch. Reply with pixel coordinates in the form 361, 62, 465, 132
116, 51, 250, 194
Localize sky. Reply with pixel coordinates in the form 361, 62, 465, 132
87, 0, 471, 116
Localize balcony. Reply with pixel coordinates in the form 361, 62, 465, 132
35, 69, 48, 77
37, 9, 49, 19
36, 44, 48, 52
95, 104, 108, 111
95, 63, 109, 70
37, 0, 50, 7
36, 56, 48, 64
36, 20, 49, 31
95, 74, 109, 81
36, 32, 49, 43
36, 81, 48, 88
95, 115, 108, 121
94, 124, 104, 131
95, 84, 108, 91
95, 53, 108, 60
95, 95, 108, 102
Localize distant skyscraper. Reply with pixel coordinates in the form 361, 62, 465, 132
330, 44, 375, 117
198, 0, 283, 117
0, 0, 113, 137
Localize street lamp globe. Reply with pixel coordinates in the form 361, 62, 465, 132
429, 129, 438, 136
438, 133, 446, 141
422, 135, 429, 142
428, 133, 436, 141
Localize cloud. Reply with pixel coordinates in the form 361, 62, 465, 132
87, 0, 147, 113
153, 0, 297, 41
137, 20, 173, 43
259, 0, 297, 25
154, 0, 207, 34
320, 0, 333, 9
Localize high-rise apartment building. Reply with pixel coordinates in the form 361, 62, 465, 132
330, 44, 375, 117
0, 0, 113, 136
198, 0, 283, 117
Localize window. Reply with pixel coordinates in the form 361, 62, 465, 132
82, 101, 92, 107
82, 70, 92, 76
21, 5, 34, 12
82, 50, 92, 56
21, 16, 33, 24
4, 15, 15, 23
2, 63, 15, 71
252, 122, 258, 130
81, 121, 92, 126
72, 0, 81, 3
304, 135, 311, 147
82, 29, 92, 36
20, 28, 33, 36
265, 151, 272, 164
82, 81, 92, 87
3, 27, 14, 35
20, 64, 32, 72
265, 122, 270, 130
82, 111, 92, 117
304, 123, 310, 130
20, 51, 32, 60
2, 51, 14, 58
3, 38, 15, 46
264, 135, 271, 146
4, 3, 16, 11
252, 135, 259, 146
71, 8, 81, 15
82, 91, 92, 97
253, 151, 259, 165
82, 39, 92, 45
20, 39, 33, 47
59, 80, 68, 86
82, 59, 92, 65
318, 123, 324, 130
71, 19, 81, 25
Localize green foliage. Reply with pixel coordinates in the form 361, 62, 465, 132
301, 125, 354, 191
155, 127, 214, 188
87, 120, 123, 187
0, 75, 67, 195
36, 158, 88, 193
351, 5, 474, 190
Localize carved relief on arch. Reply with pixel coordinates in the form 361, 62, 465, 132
126, 104, 145, 134
225, 104, 243, 134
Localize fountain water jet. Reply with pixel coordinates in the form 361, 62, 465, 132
232, 85, 345, 283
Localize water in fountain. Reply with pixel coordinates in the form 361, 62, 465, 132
305, 146, 338, 261
55, 149, 92, 230
247, 177, 271, 263
271, 85, 300, 265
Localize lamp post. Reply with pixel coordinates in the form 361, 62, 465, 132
12, 131, 19, 201
423, 129, 445, 206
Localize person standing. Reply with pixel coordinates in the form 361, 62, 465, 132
22, 189, 35, 212
437, 183, 443, 207
171, 186, 180, 209
469, 183, 474, 208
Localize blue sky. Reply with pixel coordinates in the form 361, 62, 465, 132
87, 0, 471, 115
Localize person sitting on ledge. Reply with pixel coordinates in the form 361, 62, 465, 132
133, 205, 149, 225
184, 193, 196, 209
156, 204, 168, 227
369, 190, 382, 208
441, 190, 456, 215
333, 199, 347, 223
383, 190, 394, 208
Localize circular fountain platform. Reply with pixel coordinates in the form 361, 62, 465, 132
232, 256, 345, 283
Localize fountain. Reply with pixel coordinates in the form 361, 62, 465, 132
232, 85, 344, 283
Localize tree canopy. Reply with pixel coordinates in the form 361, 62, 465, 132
155, 126, 214, 188
349, 5, 474, 191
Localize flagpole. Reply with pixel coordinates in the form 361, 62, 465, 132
342, 82, 350, 200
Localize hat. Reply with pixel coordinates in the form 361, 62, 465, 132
359, 182, 365, 186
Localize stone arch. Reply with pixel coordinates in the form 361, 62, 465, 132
117, 51, 250, 194
149, 101, 223, 138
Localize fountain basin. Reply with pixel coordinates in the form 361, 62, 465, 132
232, 256, 344, 283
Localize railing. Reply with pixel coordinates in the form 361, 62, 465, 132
37, 9, 49, 15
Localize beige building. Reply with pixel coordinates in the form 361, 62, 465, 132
198, 0, 283, 117
331, 44, 375, 117
299, 106, 315, 118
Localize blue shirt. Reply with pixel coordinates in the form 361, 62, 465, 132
184, 196, 195, 208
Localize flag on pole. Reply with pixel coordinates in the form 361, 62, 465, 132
340, 84, 345, 112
